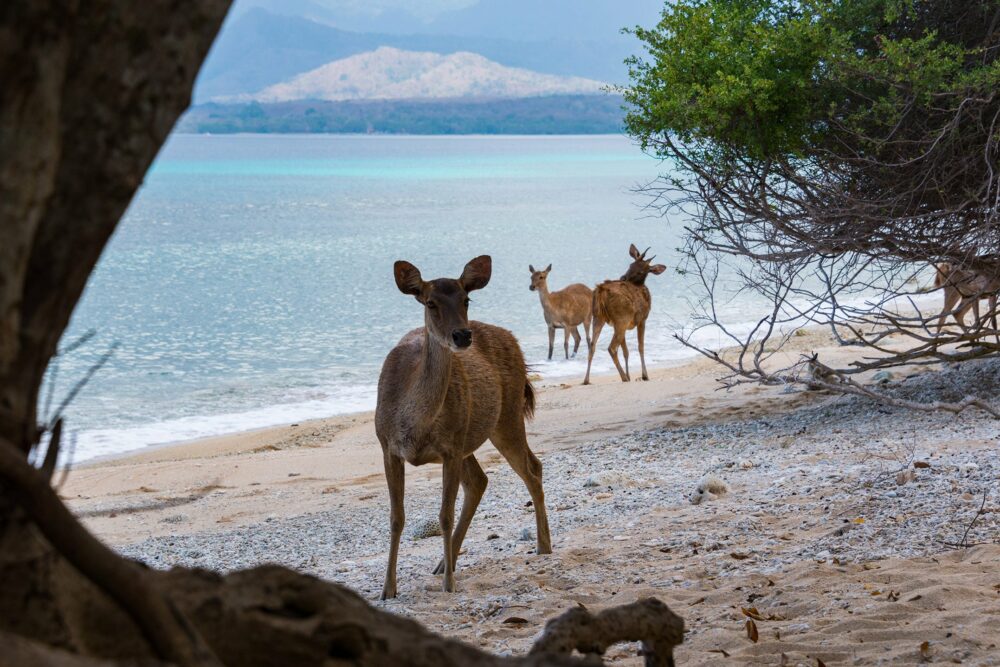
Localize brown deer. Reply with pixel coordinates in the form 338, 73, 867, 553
583, 244, 666, 385
375, 255, 552, 599
934, 262, 1000, 338
528, 264, 592, 360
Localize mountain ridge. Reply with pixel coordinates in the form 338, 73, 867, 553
237, 47, 606, 103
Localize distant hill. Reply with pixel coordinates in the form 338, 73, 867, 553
176, 95, 624, 135
193, 8, 642, 101
240, 47, 605, 103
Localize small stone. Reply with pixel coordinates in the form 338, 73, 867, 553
739, 460, 754, 470
914, 461, 931, 469
519, 528, 534, 542
612, 535, 630, 541
487, 533, 499, 540
871, 370, 894, 384
409, 518, 442, 541
583, 477, 599, 488
594, 492, 613, 500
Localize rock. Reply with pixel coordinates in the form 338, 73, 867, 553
409, 518, 442, 541
739, 460, 754, 470
872, 370, 894, 384
960, 462, 980, 475
519, 528, 534, 542
896, 469, 916, 486
583, 477, 599, 488
914, 461, 931, 469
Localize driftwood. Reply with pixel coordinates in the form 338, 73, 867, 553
531, 598, 685, 667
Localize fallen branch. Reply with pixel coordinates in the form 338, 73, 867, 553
529, 598, 685, 667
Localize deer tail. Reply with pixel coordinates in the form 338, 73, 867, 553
523, 376, 536, 421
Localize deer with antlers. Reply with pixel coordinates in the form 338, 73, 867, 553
934, 261, 1000, 338
583, 244, 666, 385
528, 264, 592, 360
375, 255, 552, 599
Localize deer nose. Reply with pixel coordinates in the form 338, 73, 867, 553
452, 329, 473, 348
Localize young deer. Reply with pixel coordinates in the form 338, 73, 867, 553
934, 262, 1000, 338
375, 255, 552, 599
583, 244, 666, 385
528, 264, 592, 360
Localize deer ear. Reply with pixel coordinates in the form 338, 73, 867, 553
460, 255, 492, 292
649, 264, 667, 275
529, 264, 535, 273
544, 263, 552, 273
629, 243, 641, 259
394, 261, 424, 298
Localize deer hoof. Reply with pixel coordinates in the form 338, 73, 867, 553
380, 584, 397, 600
443, 575, 456, 593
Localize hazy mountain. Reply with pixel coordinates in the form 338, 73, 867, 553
242, 47, 604, 102
193, 8, 647, 101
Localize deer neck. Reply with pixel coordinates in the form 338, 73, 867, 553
410, 329, 454, 432
536, 283, 554, 313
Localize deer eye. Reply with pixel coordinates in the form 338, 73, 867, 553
427, 301, 437, 310
464, 298, 471, 307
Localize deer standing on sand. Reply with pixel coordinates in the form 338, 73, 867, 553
375, 255, 552, 599
583, 244, 666, 385
934, 262, 1000, 339
528, 264, 592, 360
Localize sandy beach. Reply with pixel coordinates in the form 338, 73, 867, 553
62, 328, 1000, 665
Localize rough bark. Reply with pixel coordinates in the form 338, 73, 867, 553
0, 0, 232, 654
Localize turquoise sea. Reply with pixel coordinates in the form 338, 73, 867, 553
53, 134, 749, 462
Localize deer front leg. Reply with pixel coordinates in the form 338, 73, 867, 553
438, 456, 462, 592
433, 455, 488, 574
547, 325, 555, 360
637, 320, 649, 381
380, 450, 405, 600
563, 325, 571, 359
570, 325, 582, 357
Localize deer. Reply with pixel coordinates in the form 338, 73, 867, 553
934, 261, 1000, 340
528, 264, 592, 360
375, 255, 552, 599
583, 244, 666, 385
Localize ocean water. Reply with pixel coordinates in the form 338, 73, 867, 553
51, 134, 755, 463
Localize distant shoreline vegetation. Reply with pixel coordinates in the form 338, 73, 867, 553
177, 94, 625, 135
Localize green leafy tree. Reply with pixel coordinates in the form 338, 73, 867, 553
623, 0, 1000, 412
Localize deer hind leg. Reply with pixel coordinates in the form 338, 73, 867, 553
637, 320, 649, 381
608, 328, 629, 382
438, 455, 463, 592
584, 312, 593, 349
433, 455, 488, 575
583, 317, 606, 385
491, 420, 551, 555
937, 287, 960, 334
380, 449, 405, 600
547, 325, 556, 360
956, 297, 976, 330
562, 325, 571, 360
570, 325, 582, 357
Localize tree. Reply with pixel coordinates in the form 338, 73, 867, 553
622, 0, 1000, 412
0, 3, 683, 665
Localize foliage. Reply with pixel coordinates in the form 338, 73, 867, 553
622, 0, 1000, 411
177, 95, 625, 135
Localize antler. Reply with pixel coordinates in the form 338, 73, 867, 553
640, 246, 651, 260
